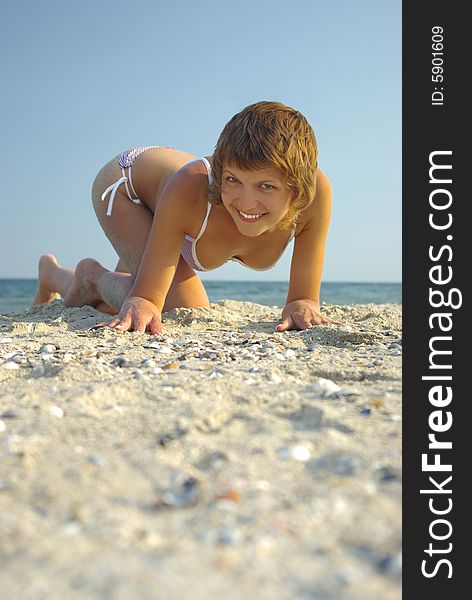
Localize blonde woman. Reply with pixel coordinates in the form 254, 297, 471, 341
34, 101, 332, 334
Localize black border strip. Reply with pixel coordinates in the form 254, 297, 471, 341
403, 1, 467, 596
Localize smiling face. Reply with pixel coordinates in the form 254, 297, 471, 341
220, 164, 293, 236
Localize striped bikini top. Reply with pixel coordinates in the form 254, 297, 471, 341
180, 157, 296, 272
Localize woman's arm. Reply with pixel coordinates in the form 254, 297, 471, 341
276, 170, 333, 331
109, 163, 205, 333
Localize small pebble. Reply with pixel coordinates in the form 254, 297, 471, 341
217, 528, 242, 545
377, 554, 402, 579
360, 407, 372, 416
278, 445, 311, 462
376, 466, 400, 482
87, 455, 106, 466
59, 522, 82, 536
283, 349, 296, 358
0, 337, 13, 344
1, 408, 22, 419
0, 420, 5, 432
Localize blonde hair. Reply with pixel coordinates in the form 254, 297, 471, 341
209, 101, 318, 230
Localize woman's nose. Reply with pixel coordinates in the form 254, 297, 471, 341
237, 189, 258, 210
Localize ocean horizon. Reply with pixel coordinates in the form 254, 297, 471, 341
0, 279, 401, 315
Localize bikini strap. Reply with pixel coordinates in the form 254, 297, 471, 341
194, 202, 212, 241
199, 156, 214, 184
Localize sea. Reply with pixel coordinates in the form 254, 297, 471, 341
0, 279, 401, 315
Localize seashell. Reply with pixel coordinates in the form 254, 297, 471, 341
39, 344, 56, 354
40, 354, 54, 362
339, 387, 361, 397
208, 370, 223, 379
141, 358, 157, 368
162, 362, 179, 370
110, 357, 130, 367
277, 445, 311, 462
173, 339, 194, 346
312, 378, 341, 397
154, 475, 201, 509
283, 349, 296, 358
49, 405, 64, 418
1, 361, 19, 370
154, 346, 173, 354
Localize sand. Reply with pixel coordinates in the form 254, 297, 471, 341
0, 300, 402, 600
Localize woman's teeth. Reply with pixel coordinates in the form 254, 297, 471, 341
237, 209, 265, 221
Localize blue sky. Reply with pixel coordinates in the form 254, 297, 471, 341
0, 0, 401, 282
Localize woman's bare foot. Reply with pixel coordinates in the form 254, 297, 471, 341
32, 254, 63, 305
63, 258, 107, 308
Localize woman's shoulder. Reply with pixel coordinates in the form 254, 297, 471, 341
167, 158, 213, 237
314, 167, 332, 197
295, 167, 332, 235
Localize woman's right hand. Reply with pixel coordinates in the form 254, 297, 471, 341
99, 296, 163, 334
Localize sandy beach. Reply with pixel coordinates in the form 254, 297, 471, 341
0, 299, 402, 599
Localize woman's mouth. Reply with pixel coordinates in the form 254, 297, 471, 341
236, 208, 267, 222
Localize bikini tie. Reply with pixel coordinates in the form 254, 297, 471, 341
101, 176, 128, 216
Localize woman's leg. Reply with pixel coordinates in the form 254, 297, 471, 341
62, 254, 210, 313
32, 254, 74, 305
33, 157, 210, 313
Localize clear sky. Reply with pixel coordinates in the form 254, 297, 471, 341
0, 0, 401, 282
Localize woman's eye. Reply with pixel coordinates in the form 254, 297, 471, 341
226, 176, 239, 183
261, 184, 274, 190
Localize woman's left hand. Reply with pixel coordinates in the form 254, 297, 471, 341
275, 299, 335, 332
